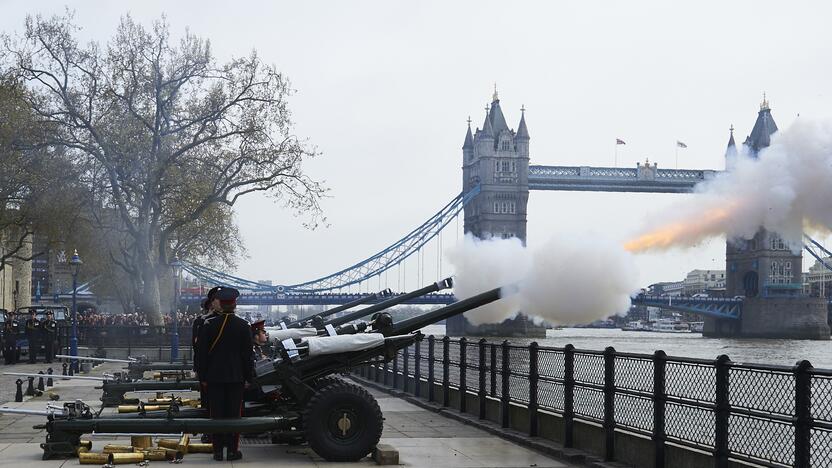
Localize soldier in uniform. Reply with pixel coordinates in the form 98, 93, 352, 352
3, 313, 20, 364
192, 287, 220, 443
243, 320, 269, 403
41, 311, 58, 363
250, 320, 268, 361
197, 287, 253, 461
25, 310, 40, 363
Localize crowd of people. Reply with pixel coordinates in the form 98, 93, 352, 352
72, 309, 203, 327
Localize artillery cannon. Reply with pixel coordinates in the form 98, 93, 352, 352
96, 278, 454, 406
279, 288, 392, 329
17, 284, 502, 462
56, 354, 194, 381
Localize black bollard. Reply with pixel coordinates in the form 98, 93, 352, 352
25, 376, 36, 396
62, 362, 68, 376
37, 371, 45, 391
68, 364, 74, 376
15, 379, 23, 402
47, 368, 54, 387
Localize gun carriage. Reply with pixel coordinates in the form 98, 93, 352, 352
5, 280, 503, 462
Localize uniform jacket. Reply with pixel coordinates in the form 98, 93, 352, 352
191, 311, 215, 372
3, 322, 19, 345
25, 318, 40, 335
41, 319, 57, 337
196, 312, 254, 384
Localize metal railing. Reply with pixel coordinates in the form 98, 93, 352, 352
356, 336, 832, 468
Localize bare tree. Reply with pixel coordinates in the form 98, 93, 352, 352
3, 13, 326, 323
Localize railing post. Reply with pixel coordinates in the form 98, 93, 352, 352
794, 360, 813, 468
459, 337, 468, 413
714, 354, 731, 468
392, 347, 399, 389
375, 356, 382, 383
528, 342, 539, 437
479, 338, 487, 419
501, 340, 511, 428
652, 350, 667, 468
603, 347, 616, 461
383, 355, 390, 386
564, 344, 575, 448
414, 339, 422, 398
442, 336, 450, 407
490, 343, 498, 396
428, 335, 435, 402
402, 345, 410, 393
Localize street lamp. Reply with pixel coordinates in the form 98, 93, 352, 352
170, 257, 183, 363
69, 249, 82, 372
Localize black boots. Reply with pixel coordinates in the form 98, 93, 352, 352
226, 451, 243, 461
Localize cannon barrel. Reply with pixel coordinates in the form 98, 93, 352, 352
326, 278, 453, 328
48, 416, 292, 436
56, 355, 135, 364
391, 286, 501, 335
0, 407, 56, 417
4, 372, 111, 381
285, 289, 390, 328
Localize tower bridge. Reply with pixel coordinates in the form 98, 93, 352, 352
177, 90, 830, 339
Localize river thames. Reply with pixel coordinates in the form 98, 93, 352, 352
419, 325, 832, 369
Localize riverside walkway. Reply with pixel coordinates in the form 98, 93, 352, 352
0, 361, 578, 468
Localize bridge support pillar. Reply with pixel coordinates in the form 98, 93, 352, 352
704, 297, 830, 340
446, 314, 546, 338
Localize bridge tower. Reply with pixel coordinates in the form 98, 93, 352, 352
448, 90, 545, 337
705, 97, 830, 339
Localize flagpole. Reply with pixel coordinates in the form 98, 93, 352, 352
615, 143, 618, 167
675, 145, 679, 169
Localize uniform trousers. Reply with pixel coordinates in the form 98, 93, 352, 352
207, 382, 244, 452
27, 335, 38, 362
3, 344, 16, 364
44, 338, 55, 363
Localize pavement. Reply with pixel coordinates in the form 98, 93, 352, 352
0, 361, 575, 467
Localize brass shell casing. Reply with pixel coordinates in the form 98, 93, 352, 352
102, 444, 135, 453
78, 452, 110, 464
131, 435, 153, 448
177, 433, 191, 453
157, 438, 180, 450
187, 442, 214, 453
110, 452, 146, 464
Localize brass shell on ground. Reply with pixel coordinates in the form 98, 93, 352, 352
177, 433, 190, 453
102, 444, 134, 453
78, 440, 93, 450
157, 438, 179, 450
110, 452, 145, 464
187, 442, 214, 453
78, 452, 110, 464
131, 435, 152, 448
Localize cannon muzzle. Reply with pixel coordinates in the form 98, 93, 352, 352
56, 355, 136, 364
285, 289, 391, 328
326, 278, 453, 328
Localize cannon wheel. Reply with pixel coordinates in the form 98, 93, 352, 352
303, 381, 382, 461
312, 375, 346, 389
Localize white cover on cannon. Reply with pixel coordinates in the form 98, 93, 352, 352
267, 328, 318, 341
304, 333, 385, 356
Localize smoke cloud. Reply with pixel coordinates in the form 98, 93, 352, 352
447, 234, 639, 325
626, 118, 832, 252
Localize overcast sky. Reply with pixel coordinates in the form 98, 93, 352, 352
3, 1, 831, 291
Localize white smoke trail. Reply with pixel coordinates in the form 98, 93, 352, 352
626, 118, 832, 252
447, 234, 639, 326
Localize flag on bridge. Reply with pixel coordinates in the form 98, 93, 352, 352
676, 140, 688, 148
616, 138, 626, 145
